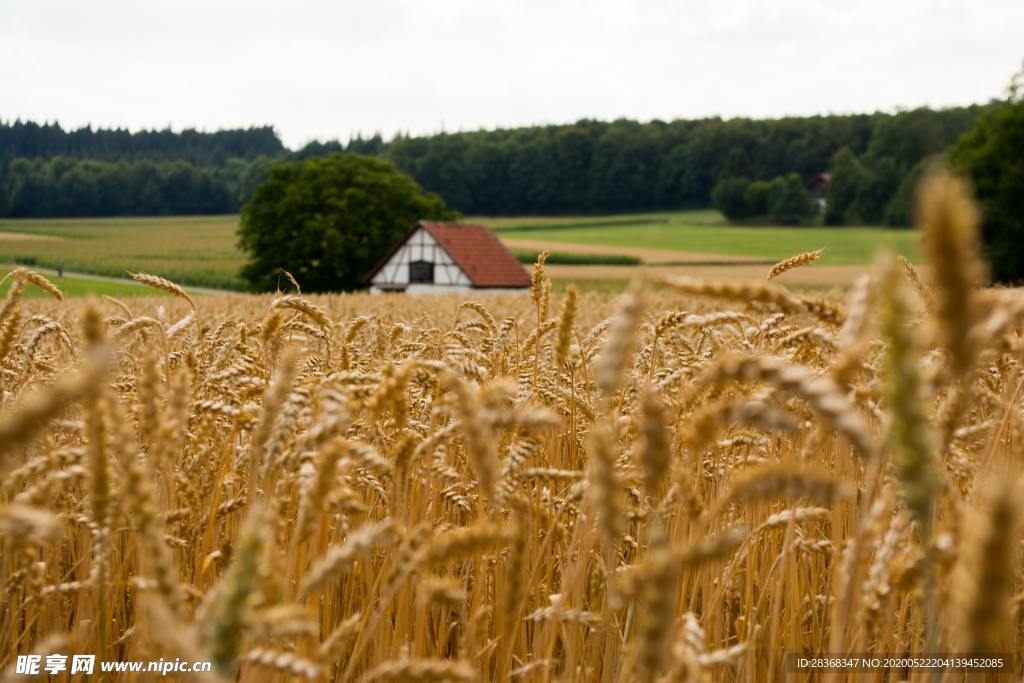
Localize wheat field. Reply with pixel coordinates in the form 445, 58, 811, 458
1, 172, 1022, 682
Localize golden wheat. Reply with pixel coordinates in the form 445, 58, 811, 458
2, 184, 1022, 681
766, 249, 822, 280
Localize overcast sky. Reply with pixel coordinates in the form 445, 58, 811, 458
2, 0, 1022, 149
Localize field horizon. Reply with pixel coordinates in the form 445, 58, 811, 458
0, 210, 920, 297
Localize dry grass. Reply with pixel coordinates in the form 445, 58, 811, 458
1, 175, 1023, 681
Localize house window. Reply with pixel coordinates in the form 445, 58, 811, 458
409, 260, 434, 283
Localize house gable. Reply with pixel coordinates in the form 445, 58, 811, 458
369, 226, 471, 288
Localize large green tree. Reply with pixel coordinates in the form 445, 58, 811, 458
825, 147, 864, 225
882, 158, 928, 227
767, 173, 815, 224
710, 177, 753, 220
950, 73, 1024, 282
237, 153, 453, 292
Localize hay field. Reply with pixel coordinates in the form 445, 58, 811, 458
1, 174, 1022, 681
0, 215, 245, 291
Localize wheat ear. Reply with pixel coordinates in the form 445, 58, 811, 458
129, 272, 196, 310
767, 249, 822, 280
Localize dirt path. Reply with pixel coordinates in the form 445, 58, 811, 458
3, 264, 226, 295
546, 262, 879, 287
0, 231, 63, 241
501, 238, 767, 264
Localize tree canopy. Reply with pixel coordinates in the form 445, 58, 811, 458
710, 173, 814, 224
237, 153, 453, 292
951, 78, 1024, 282
0, 121, 283, 162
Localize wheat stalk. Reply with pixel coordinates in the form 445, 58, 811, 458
767, 249, 822, 280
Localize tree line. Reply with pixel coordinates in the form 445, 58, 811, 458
0, 121, 282, 217
0, 106, 992, 219
0, 121, 283, 163
0, 156, 278, 217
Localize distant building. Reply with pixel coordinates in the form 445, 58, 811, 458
366, 221, 531, 294
806, 172, 831, 214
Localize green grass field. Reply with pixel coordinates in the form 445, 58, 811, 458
0, 210, 919, 296
485, 210, 919, 265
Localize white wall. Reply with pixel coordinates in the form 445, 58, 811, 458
369, 285, 529, 295
370, 227, 471, 288
370, 283, 471, 295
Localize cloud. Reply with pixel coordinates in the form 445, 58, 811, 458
1, 0, 1021, 148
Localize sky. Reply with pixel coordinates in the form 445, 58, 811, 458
2, 0, 1022, 149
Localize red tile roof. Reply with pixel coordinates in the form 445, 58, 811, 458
420, 222, 531, 288
367, 221, 530, 288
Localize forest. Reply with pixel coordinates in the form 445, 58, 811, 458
0, 105, 991, 220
